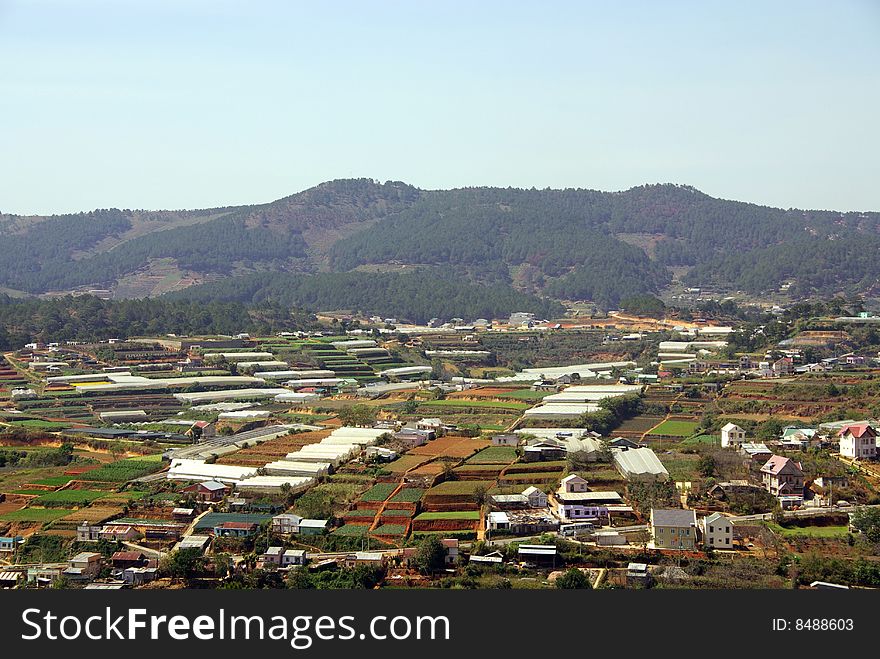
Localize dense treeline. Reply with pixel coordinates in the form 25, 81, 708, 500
685, 234, 880, 295
3, 180, 880, 302
329, 183, 880, 302
0, 295, 316, 349
166, 270, 565, 323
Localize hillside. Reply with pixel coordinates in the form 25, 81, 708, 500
2, 179, 879, 306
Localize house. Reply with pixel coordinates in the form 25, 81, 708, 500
837, 423, 878, 460
468, 551, 504, 565
650, 509, 697, 551
522, 486, 548, 508
626, 562, 651, 586
416, 418, 443, 434
263, 546, 307, 568
772, 357, 794, 376
76, 522, 102, 543
441, 538, 459, 565
0, 536, 23, 553
720, 423, 746, 448
559, 504, 610, 522
559, 474, 589, 494
707, 480, 762, 500
182, 480, 230, 502
66, 552, 103, 579
486, 511, 510, 532
393, 428, 433, 447
345, 552, 386, 568
700, 512, 733, 549
780, 427, 817, 451
491, 433, 520, 447
739, 443, 773, 461
172, 507, 196, 522
272, 513, 303, 535
298, 519, 329, 536
522, 441, 567, 462
213, 521, 258, 537
517, 544, 557, 566
607, 437, 643, 450
110, 551, 147, 570
122, 567, 159, 586
99, 525, 139, 542
761, 455, 805, 497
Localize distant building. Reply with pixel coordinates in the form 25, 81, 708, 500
720, 423, 746, 448
700, 512, 733, 549
761, 455, 805, 497
650, 509, 697, 551
837, 423, 877, 460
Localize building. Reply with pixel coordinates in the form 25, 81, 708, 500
720, 423, 746, 448
650, 509, 697, 551
76, 522, 102, 543
522, 486, 548, 508
613, 447, 670, 482
110, 551, 147, 570
516, 544, 557, 566
298, 519, 329, 536
491, 433, 520, 447
272, 513, 303, 535
441, 539, 459, 565
213, 521, 258, 537
182, 480, 230, 502
761, 455, 805, 497
740, 443, 773, 461
0, 536, 23, 553
522, 441, 567, 462
700, 512, 733, 549
837, 423, 878, 460
558, 474, 589, 494
66, 552, 103, 580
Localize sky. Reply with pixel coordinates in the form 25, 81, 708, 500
1, 0, 879, 215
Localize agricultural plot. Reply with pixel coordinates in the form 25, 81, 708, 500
388, 488, 425, 504
408, 435, 490, 459
657, 452, 702, 481
76, 455, 164, 483
466, 446, 518, 464
358, 483, 399, 503
33, 489, 109, 507
216, 429, 329, 466
419, 399, 531, 411
647, 419, 699, 437
0, 507, 74, 523
383, 454, 431, 475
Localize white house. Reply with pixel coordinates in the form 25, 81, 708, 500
522, 486, 548, 508
700, 512, 733, 549
837, 423, 878, 460
559, 474, 589, 493
720, 423, 746, 448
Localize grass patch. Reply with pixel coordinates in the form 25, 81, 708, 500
415, 510, 481, 520
358, 483, 398, 502
767, 523, 850, 539
467, 446, 518, 464
647, 420, 699, 437
0, 507, 74, 522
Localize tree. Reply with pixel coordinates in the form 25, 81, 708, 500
415, 536, 447, 574
555, 568, 592, 589
850, 507, 880, 544
337, 404, 377, 427
698, 454, 717, 478
161, 548, 206, 582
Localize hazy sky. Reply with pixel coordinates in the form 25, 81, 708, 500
1, 0, 879, 215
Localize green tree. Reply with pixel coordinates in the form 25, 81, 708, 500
555, 568, 592, 589
415, 536, 447, 574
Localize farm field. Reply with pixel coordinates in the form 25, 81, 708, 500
0, 507, 74, 523
408, 436, 490, 459
466, 446, 518, 464
647, 420, 699, 437
419, 399, 531, 411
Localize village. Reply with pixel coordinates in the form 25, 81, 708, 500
2, 307, 880, 590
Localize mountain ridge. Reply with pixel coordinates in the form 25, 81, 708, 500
1, 178, 877, 306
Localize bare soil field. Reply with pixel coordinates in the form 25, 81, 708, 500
409, 436, 490, 459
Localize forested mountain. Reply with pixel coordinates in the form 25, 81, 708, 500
2, 179, 879, 306
165, 270, 565, 324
